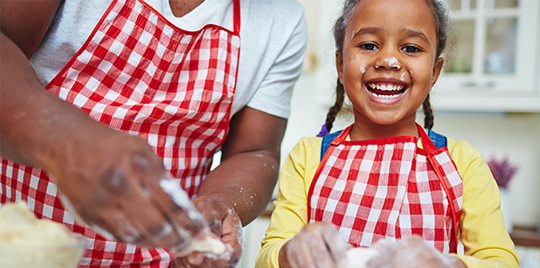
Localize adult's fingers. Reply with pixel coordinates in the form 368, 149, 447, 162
192, 196, 227, 237
151, 176, 207, 239
83, 170, 204, 251
65, 175, 187, 250
118, 181, 192, 250
124, 153, 207, 250
177, 207, 242, 268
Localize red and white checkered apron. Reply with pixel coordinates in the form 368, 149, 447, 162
308, 124, 463, 253
0, 0, 241, 266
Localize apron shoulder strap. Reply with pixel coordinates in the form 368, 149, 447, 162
320, 128, 447, 159
426, 129, 447, 149
320, 130, 343, 161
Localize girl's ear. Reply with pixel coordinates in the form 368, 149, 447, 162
336, 51, 344, 85
430, 57, 445, 88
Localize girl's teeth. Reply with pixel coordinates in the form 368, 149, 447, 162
370, 91, 403, 99
367, 83, 405, 99
370, 83, 403, 91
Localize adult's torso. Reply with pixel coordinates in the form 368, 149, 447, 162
5, 0, 241, 266
30, 0, 306, 119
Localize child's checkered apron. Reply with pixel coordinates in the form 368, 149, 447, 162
0, 0, 241, 266
308, 124, 463, 253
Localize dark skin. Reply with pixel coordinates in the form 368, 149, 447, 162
0, 0, 285, 267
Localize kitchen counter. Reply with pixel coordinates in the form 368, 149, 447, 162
510, 226, 540, 248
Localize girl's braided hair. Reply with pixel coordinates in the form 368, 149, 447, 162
317, 0, 450, 136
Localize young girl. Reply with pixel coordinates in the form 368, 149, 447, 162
256, 0, 519, 267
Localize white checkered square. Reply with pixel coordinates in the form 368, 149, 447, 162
42, 203, 54, 219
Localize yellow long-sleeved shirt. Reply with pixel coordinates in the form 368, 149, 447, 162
256, 134, 519, 268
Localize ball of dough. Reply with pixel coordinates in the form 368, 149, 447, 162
0, 202, 85, 268
346, 247, 378, 268
190, 235, 225, 255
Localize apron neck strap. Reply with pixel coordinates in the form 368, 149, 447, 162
233, 0, 241, 35
417, 123, 438, 154
331, 125, 352, 145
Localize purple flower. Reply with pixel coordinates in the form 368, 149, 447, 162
487, 156, 519, 189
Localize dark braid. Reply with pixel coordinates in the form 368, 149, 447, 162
317, 1, 356, 137
324, 79, 345, 132
423, 94, 434, 130
421, 0, 451, 130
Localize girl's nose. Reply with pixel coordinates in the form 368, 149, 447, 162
374, 52, 401, 71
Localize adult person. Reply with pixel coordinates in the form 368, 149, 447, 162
0, 0, 307, 267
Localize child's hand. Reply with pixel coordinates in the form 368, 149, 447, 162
367, 235, 466, 268
279, 222, 351, 268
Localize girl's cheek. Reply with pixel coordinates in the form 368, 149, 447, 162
345, 55, 367, 74
352, 55, 367, 74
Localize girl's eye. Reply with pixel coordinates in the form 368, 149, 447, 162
359, 43, 378, 51
402, 46, 421, 53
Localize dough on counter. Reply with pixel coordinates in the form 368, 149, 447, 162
0, 201, 85, 268
190, 235, 226, 255
346, 247, 378, 268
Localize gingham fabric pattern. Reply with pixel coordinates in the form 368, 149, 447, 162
0, 0, 240, 266
308, 126, 463, 253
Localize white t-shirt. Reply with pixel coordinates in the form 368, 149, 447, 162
30, 0, 307, 119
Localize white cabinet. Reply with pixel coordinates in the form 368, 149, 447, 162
433, 0, 540, 112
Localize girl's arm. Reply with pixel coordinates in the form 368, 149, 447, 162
450, 139, 519, 268
256, 137, 318, 267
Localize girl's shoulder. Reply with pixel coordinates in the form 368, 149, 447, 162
446, 137, 481, 159
445, 137, 492, 182
292, 136, 323, 158
424, 128, 481, 160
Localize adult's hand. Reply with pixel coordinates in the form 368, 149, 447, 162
367, 236, 466, 268
169, 107, 287, 267
171, 197, 244, 267
50, 125, 207, 252
279, 222, 351, 268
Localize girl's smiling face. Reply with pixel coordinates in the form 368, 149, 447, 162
337, 0, 444, 132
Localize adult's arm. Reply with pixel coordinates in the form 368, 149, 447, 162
0, 0, 205, 252
203, 107, 287, 225
180, 107, 286, 266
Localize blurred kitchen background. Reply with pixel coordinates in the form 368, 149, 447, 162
232, 0, 540, 267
